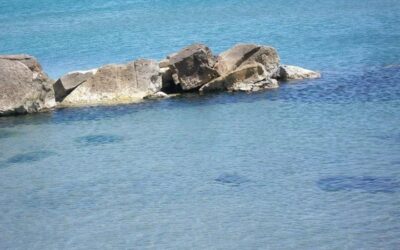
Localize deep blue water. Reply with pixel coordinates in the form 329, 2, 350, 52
1, 0, 400, 249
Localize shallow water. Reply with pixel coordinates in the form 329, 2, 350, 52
1, 0, 400, 249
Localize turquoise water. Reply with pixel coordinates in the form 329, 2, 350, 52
1, 0, 400, 249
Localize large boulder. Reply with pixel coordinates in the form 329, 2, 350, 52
0, 55, 55, 116
168, 44, 219, 91
273, 65, 321, 81
199, 62, 278, 93
214, 44, 280, 77
60, 59, 161, 107
53, 69, 97, 102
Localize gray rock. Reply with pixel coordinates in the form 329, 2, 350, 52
200, 62, 278, 93
0, 55, 55, 116
274, 65, 321, 81
53, 69, 97, 102
60, 59, 161, 107
214, 44, 280, 77
168, 44, 219, 90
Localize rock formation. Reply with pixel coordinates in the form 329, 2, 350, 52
0, 43, 321, 116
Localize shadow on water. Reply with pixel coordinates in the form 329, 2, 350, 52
75, 134, 124, 146
215, 173, 250, 187
317, 176, 400, 193
4, 150, 56, 165
0, 66, 399, 128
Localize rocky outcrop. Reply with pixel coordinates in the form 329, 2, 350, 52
0, 55, 55, 116
53, 69, 97, 102
168, 44, 219, 91
1, 43, 321, 116
214, 44, 280, 76
200, 63, 278, 93
59, 59, 161, 107
273, 65, 321, 81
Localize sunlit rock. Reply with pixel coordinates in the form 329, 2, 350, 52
200, 62, 278, 93
53, 69, 97, 102
274, 65, 321, 81
60, 59, 161, 107
214, 43, 280, 77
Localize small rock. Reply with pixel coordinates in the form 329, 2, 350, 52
274, 65, 321, 81
144, 91, 169, 100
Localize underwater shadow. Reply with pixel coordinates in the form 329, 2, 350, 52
317, 176, 400, 193
5, 150, 57, 165
75, 134, 124, 146
215, 173, 250, 187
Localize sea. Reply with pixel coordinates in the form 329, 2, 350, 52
0, 0, 400, 249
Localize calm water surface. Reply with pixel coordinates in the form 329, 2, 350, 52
1, 0, 400, 249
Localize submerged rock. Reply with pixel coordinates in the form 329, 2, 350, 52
214, 43, 280, 76
60, 59, 161, 107
317, 176, 400, 193
6, 150, 56, 164
274, 65, 321, 81
0, 55, 55, 116
75, 134, 124, 146
200, 62, 278, 93
0, 130, 19, 139
168, 44, 219, 90
215, 173, 250, 186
